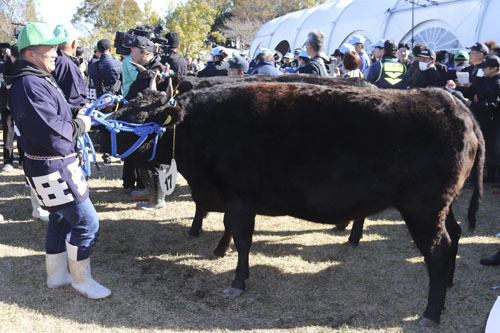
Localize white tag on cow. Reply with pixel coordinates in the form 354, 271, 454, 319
159, 159, 177, 196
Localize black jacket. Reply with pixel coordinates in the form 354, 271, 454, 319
197, 61, 228, 77
298, 54, 333, 76
88, 53, 122, 96
470, 73, 500, 116
413, 67, 444, 88
162, 51, 187, 76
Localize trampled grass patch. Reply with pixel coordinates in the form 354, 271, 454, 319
0, 156, 499, 332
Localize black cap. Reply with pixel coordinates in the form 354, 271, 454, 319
398, 42, 410, 50
97, 39, 112, 52
477, 55, 500, 68
124, 35, 155, 52
229, 55, 249, 73
467, 42, 489, 55
384, 40, 397, 54
165, 32, 180, 48
416, 48, 436, 60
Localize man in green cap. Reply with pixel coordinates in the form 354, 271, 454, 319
3, 22, 111, 300
52, 24, 88, 108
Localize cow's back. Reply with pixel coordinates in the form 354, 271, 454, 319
175, 83, 476, 223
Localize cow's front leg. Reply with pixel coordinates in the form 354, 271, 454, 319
188, 204, 208, 237
223, 203, 256, 296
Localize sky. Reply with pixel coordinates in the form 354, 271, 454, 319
36, 0, 171, 34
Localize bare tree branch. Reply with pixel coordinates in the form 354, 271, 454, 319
220, 16, 265, 50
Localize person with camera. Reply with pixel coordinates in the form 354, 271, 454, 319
88, 39, 122, 97
4, 22, 110, 299
122, 35, 167, 210
162, 32, 186, 76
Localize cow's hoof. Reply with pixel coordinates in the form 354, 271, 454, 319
213, 248, 230, 257
188, 229, 202, 238
223, 287, 243, 296
417, 317, 438, 328
347, 239, 360, 247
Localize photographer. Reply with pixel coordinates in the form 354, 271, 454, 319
162, 32, 186, 76
122, 35, 167, 210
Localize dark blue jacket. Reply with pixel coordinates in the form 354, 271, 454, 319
88, 53, 122, 96
248, 60, 282, 76
53, 52, 88, 107
367, 55, 408, 89
4, 59, 89, 211
197, 61, 228, 77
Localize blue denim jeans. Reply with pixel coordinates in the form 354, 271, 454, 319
45, 198, 99, 260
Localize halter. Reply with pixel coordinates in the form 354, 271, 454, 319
78, 93, 169, 176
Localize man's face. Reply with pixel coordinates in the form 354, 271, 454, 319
470, 50, 485, 65
397, 47, 408, 60
130, 47, 146, 64
483, 66, 500, 78
373, 47, 384, 59
354, 43, 363, 53
25, 45, 58, 73
305, 43, 313, 57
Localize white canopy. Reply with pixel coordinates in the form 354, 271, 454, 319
250, 0, 500, 57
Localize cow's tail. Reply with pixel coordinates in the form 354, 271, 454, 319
467, 117, 484, 232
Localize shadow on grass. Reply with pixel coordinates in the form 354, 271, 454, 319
0, 214, 495, 331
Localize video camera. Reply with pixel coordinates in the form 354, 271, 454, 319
114, 24, 170, 56
12, 23, 26, 40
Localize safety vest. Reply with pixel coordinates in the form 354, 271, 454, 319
374, 57, 407, 88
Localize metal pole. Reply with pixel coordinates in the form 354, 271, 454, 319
411, 1, 415, 49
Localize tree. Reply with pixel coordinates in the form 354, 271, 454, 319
72, 0, 142, 35
142, 0, 163, 28
72, 0, 168, 59
165, 0, 217, 57
231, 0, 326, 22
0, 0, 39, 43
219, 17, 264, 50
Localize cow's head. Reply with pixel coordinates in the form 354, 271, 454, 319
91, 83, 183, 163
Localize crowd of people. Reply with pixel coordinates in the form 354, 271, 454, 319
0, 22, 500, 300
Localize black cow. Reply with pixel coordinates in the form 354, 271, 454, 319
94, 82, 483, 327
127, 74, 376, 249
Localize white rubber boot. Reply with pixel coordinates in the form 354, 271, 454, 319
31, 189, 49, 222
66, 241, 111, 299
45, 252, 72, 288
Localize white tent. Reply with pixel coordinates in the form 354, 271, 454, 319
249, 0, 500, 58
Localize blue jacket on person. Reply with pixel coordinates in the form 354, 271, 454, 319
88, 53, 122, 96
53, 51, 88, 107
248, 60, 282, 76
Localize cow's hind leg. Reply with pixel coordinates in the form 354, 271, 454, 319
188, 204, 208, 237
223, 202, 256, 297
348, 218, 365, 246
400, 207, 452, 327
445, 206, 461, 288
213, 216, 233, 257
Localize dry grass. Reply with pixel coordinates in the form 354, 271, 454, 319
1, 154, 499, 333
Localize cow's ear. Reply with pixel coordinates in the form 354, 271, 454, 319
154, 105, 184, 128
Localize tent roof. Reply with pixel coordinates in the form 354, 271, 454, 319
250, 0, 500, 57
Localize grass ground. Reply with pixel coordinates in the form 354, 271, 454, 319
0, 154, 499, 333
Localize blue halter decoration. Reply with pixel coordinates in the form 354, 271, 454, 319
77, 94, 167, 177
